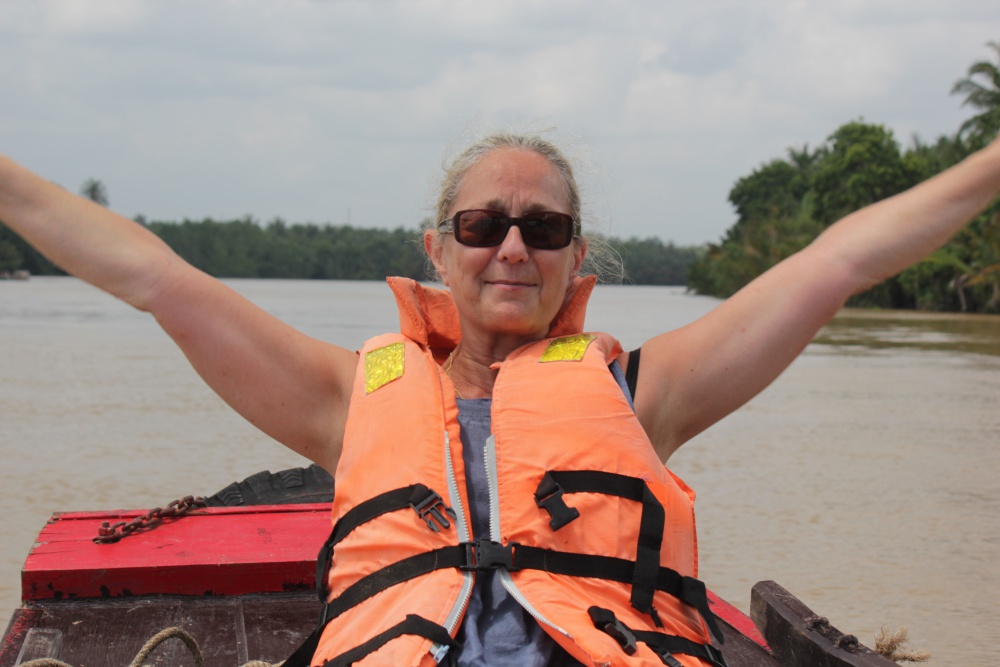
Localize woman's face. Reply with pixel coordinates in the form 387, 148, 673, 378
426, 148, 586, 347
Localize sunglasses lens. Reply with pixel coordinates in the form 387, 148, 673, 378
456, 211, 509, 247
520, 213, 573, 249
452, 210, 574, 249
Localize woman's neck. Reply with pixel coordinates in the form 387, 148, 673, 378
443, 333, 542, 399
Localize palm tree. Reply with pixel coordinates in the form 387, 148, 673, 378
786, 143, 823, 175
951, 41, 1000, 149
80, 178, 109, 207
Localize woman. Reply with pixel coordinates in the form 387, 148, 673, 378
1, 131, 999, 666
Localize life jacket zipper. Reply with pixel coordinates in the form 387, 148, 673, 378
484, 433, 572, 638
436, 429, 475, 661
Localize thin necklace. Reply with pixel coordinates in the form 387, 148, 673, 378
444, 350, 464, 399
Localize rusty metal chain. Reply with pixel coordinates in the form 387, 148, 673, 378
94, 495, 208, 544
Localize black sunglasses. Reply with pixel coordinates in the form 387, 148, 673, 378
438, 209, 577, 250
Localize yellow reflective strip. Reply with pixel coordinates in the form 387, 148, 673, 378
539, 334, 596, 362
365, 342, 405, 393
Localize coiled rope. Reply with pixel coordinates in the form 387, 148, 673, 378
18, 626, 283, 667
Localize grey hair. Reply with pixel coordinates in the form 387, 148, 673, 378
426, 130, 623, 283
434, 132, 581, 231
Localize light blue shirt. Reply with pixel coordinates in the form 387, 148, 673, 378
453, 361, 632, 666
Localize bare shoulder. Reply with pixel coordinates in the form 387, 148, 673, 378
629, 249, 850, 460
624, 328, 696, 461
147, 264, 361, 472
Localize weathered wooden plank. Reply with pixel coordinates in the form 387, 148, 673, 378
1, 596, 318, 667
708, 589, 768, 649
13, 628, 62, 665
750, 580, 898, 667
165, 598, 243, 667
241, 595, 322, 663
34, 598, 193, 666
708, 591, 780, 667
1, 609, 42, 667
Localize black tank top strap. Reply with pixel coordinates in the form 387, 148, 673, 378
624, 347, 641, 400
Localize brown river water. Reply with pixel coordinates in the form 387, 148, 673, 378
2, 277, 998, 665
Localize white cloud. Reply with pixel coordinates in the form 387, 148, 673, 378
0, 0, 150, 35
2, 0, 999, 244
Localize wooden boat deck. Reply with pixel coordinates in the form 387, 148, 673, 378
0, 504, 891, 666
4, 594, 775, 666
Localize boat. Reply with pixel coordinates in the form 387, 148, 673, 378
0, 467, 902, 667
0, 270, 29, 280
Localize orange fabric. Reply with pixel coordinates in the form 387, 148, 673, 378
490, 337, 706, 665
386, 274, 598, 353
312, 278, 711, 667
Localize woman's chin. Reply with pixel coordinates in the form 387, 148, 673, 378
473, 308, 550, 342
459, 291, 562, 343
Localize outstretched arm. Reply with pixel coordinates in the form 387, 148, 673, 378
0, 154, 358, 472
632, 137, 1000, 461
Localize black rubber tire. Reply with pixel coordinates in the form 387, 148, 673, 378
204, 464, 335, 506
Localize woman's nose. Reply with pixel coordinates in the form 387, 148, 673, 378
496, 224, 529, 262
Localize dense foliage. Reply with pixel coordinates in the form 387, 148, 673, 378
1, 172, 699, 284
146, 218, 429, 281
607, 237, 702, 285
688, 43, 1000, 313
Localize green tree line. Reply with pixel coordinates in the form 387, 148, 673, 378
0, 214, 701, 285
688, 41, 1000, 313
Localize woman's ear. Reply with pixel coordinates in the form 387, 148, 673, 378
571, 238, 587, 277
424, 229, 449, 286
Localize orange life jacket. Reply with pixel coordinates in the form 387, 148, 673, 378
300, 277, 725, 667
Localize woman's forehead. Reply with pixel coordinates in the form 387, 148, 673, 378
451, 149, 570, 213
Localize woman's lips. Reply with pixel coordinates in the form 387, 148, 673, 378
487, 279, 535, 289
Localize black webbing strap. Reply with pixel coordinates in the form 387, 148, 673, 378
315, 484, 455, 601
283, 626, 323, 667
535, 471, 666, 628
321, 546, 467, 626
283, 545, 473, 666
589, 606, 728, 667
331, 483, 454, 545
512, 544, 722, 644
297, 484, 455, 667
320, 614, 458, 667
283, 613, 457, 667
315, 541, 720, 646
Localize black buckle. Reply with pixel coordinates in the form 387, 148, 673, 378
589, 608, 638, 656
410, 486, 456, 532
602, 619, 638, 656
658, 653, 683, 667
460, 539, 520, 571
534, 474, 580, 531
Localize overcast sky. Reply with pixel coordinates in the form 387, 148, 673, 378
2, 1, 998, 246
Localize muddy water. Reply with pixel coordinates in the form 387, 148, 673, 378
2, 278, 998, 664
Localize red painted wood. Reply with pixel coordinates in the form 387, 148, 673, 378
22, 504, 331, 601
708, 589, 769, 650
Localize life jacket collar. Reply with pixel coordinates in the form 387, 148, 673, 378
386, 275, 598, 358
